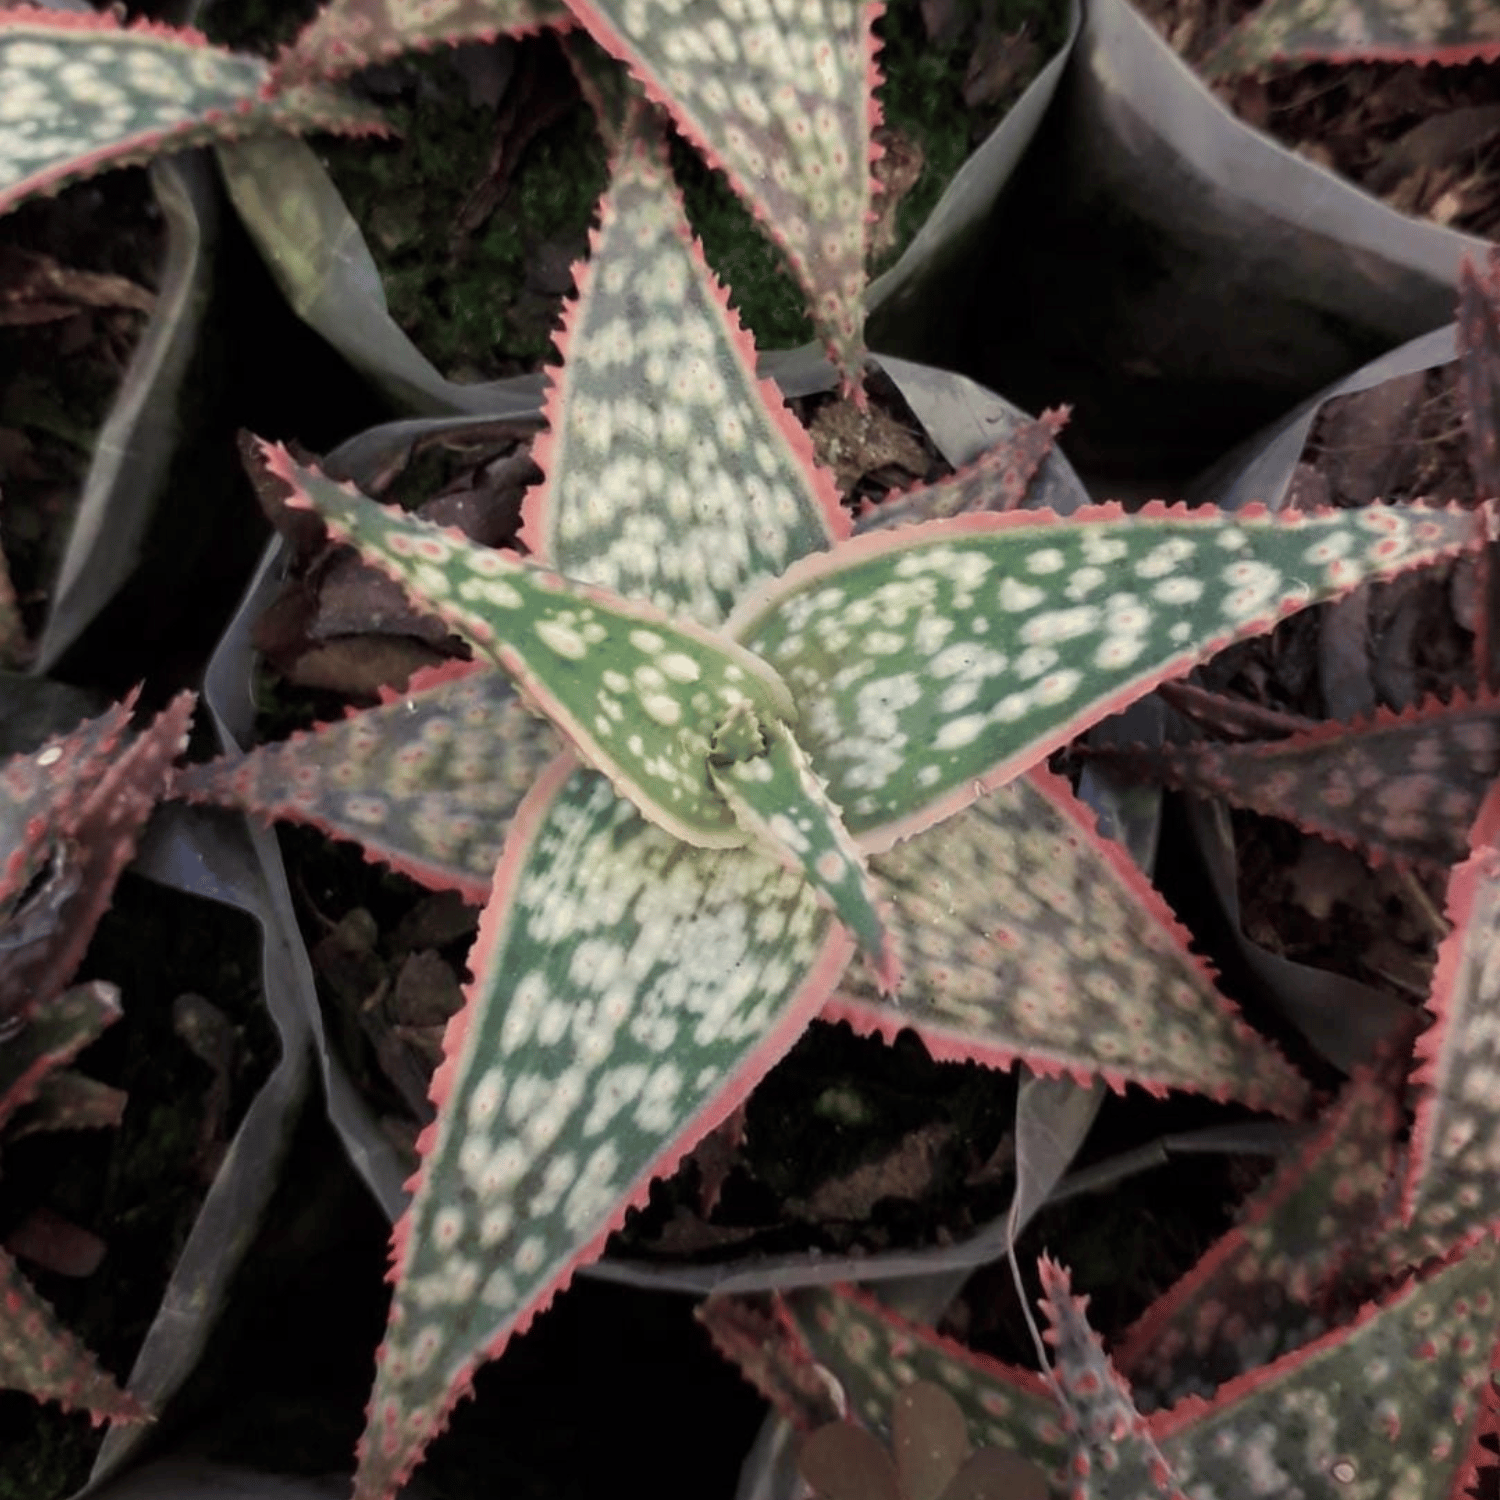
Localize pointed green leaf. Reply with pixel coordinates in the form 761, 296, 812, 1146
1154, 1236, 1500, 1500
0, 1246, 146, 1422
828, 768, 1310, 1115
0, 981, 120, 1134
353, 759, 849, 1500
784, 1285, 1070, 1478
1100, 693, 1500, 873
175, 661, 560, 902
1201, 0, 1500, 75
696, 1293, 845, 1430
264, 442, 798, 850
523, 102, 848, 625
1116, 1070, 1402, 1411
0, 8, 386, 217
563, 0, 877, 379
711, 712, 897, 988
273, 0, 572, 86
1037, 1256, 1185, 1499
730, 501, 1493, 850
7, 1067, 127, 1139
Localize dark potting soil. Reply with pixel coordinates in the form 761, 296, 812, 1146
0, 875, 275, 1500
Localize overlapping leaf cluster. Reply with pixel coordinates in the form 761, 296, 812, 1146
9, 3, 1500, 1498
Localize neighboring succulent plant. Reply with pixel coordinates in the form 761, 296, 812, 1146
0, 691, 194, 1420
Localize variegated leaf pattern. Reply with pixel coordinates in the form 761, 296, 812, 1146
0, 982, 120, 1136
175, 661, 560, 903
1150, 1237, 1500, 1500
1115, 1071, 1401, 1411
523, 104, 847, 625
1037, 1257, 1186, 1500
0, 8, 386, 217
730, 502, 1492, 850
1101, 694, 1500, 873
1201, 0, 1500, 74
710, 715, 897, 988
355, 757, 849, 1500
784, 1284, 1069, 1480
828, 768, 1310, 1113
265, 443, 798, 850
563, 0, 877, 378
273, 0, 573, 85
0, 1246, 145, 1422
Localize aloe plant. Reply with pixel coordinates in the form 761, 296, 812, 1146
0, 692, 194, 1420
176, 75, 1495, 1494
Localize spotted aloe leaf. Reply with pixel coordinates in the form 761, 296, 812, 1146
519, 104, 848, 625
174, 660, 559, 904
1037, 1257, 1186, 1499
830, 767, 1309, 1113
353, 756, 851, 1500
1149, 1235, 1500, 1499
1098, 693, 1500, 873
1200, 0, 1500, 74
264, 441, 798, 850
1114, 1070, 1402, 1411
729, 501, 1493, 852
0, 980, 120, 1134
0, 692, 195, 1023
559, 0, 878, 380
0, 8, 386, 218
780, 1284, 1069, 1478
272, 0, 573, 85
695, 1293, 844, 1431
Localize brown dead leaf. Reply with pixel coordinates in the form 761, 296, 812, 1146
809, 396, 931, 494
5, 1206, 105, 1278
787, 1121, 953, 1223
0, 247, 155, 327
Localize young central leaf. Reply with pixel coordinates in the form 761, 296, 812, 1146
263, 443, 797, 849
709, 708, 898, 990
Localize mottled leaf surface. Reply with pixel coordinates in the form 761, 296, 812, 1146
1037, 1256, 1185, 1500
695, 1293, 844, 1430
854, 408, 1069, 535
354, 759, 848, 1500
827, 768, 1309, 1115
1201, 0, 1500, 72
0, 1245, 145, 1422
266, 444, 797, 850
1103, 694, 1500, 872
0, 982, 120, 1136
274, 0, 572, 85
1153, 1237, 1500, 1500
732, 502, 1490, 850
564, 0, 877, 378
784, 1285, 1069, 1479
0, 9, 386, 216
524, 105, 846, 626
175, 662, 559, 903
1116, 1071, 1401, 1411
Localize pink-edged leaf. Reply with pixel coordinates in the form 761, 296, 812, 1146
352, 757, 850, 1500
272, 0, 572, 86
0, 1244, 146, 1423
0, 694, 194, 1021
174, 661, 559, 903
854, 408, 1070, 535
522, 102, 847, 626
696, 1293, 845, 1430
782, 1284, 1070, 1478
1458, 251, 1500, 692
1390, 779, 1500, 1267
711, 714, 898, 990
1200, 0, 1500, 74
1100, 692, 1500, 873
0, 8, 387, 217
561, 0, 878, 380
262, 442, 798, 851
7, 1067, 127, 1139
728, 501, 1494, 852
1115, 1069, 1402, 1412
826, 767, 1310, 1115
1036, 1256, 1186, 1499
1151, 1235, 1500, 1500
0, 981, 121, 1134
